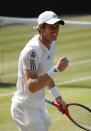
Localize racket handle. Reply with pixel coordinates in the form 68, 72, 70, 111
45, 98, 59, 106
45, 98, 63, 108
45, 98, 53, 104
45, 98, 69, 115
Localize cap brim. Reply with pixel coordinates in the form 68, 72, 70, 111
33, 18, 64, 29
45, 18, 65, 25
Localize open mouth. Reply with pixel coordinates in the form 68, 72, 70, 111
51, 32, 57, 38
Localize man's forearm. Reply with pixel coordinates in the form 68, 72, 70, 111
27, 73, 53, 93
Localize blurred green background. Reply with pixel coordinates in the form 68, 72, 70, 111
0, 15, 91, 131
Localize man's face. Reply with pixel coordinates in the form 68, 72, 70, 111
43, 23, 60, 42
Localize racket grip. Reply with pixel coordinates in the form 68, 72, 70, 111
53, 101, 69, 115
45, 98, 59, 107
45, 99, 53, 104
45, 98, 69, 114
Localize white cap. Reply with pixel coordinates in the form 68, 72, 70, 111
38, 11, 64, 26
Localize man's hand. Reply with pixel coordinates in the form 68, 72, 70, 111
55, 96, 67, 114
55, 57, 69, 72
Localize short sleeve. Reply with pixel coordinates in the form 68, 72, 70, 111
22, 48, 39, 70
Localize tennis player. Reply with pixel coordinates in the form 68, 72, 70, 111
11, 11, 69, 131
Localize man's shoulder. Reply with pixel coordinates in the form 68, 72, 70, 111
25, 34, 40, 49
20, 35, 40, 57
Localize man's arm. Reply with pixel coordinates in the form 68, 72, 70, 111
24, 69, 53, 93
24, 56, 69, 93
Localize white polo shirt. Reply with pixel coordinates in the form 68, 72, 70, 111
12, 34, 56, 108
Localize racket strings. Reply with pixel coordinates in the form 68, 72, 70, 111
68, 105, 91, 129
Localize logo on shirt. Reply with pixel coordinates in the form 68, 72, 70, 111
31, 51, 35, 58
30, 51, 37, 70
54, 68, 58, 72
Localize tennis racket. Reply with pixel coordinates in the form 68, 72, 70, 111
45, 98, 91, 131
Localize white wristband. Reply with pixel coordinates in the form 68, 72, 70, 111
47, 67, 60, 79
49, 86, 61, 98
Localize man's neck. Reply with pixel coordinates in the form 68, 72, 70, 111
39, 36, 51, 50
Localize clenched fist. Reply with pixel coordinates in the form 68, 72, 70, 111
55, 57, 69, 72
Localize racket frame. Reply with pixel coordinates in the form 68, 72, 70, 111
45, 99, 91, 131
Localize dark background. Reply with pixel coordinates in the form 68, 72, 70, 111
0, 0, 91, 17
